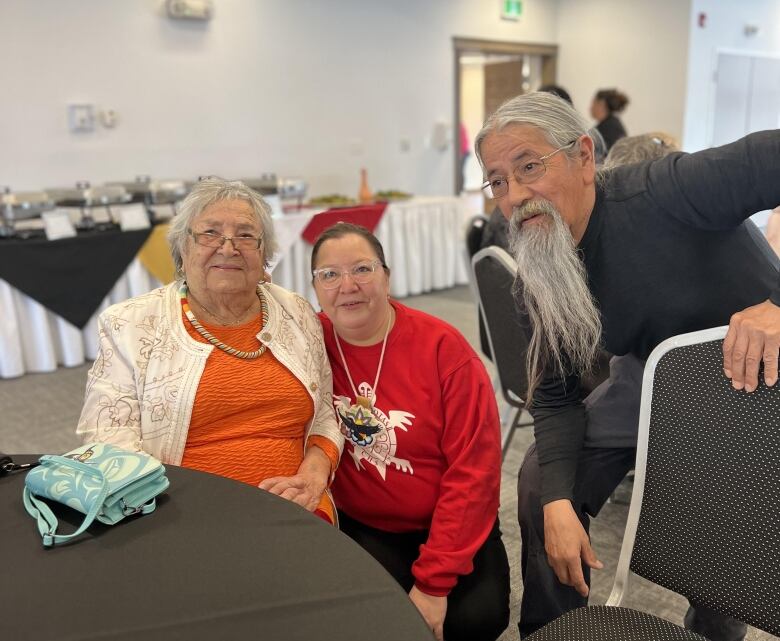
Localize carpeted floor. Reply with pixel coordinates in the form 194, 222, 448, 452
0, 285, 774, 640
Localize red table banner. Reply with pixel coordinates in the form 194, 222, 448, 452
301, 203, 387, 244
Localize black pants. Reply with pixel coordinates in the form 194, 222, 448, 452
339, 511, 510, 641
517, 443, 748, 641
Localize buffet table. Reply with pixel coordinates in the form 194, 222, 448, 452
0, 228, 162, 379
0, 196, 472, 378
273, 196, 471, 305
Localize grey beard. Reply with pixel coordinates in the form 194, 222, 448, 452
509, 200, 602, 400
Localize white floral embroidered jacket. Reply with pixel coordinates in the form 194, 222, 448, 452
76, 281, 343, 465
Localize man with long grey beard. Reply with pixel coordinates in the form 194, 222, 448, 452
475, 91, 780, 640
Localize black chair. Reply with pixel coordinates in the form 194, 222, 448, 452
527, 326, 780, 641
465, 214, 489, 259
463, 214, 494, 362
471, 246, 533, 456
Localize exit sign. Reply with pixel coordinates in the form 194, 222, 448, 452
501, 0, 523, 21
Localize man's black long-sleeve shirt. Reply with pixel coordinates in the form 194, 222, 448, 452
532, 131, 780, 505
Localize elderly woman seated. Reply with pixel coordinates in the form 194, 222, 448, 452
77, 177, 343, 522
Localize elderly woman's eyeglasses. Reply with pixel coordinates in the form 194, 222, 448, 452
312, 260, 383, 290
189, 229, 263, 250
481, 140, 578, 199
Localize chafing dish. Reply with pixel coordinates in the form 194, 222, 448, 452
105, 177, 192, 221
147, 179, 192, 206
45, 181, 131, 230
0, 188, 55, 237
239, 174, 278, 196
277, 177, 307, 210
105, 176, 152, 203
47, 183, 131, 208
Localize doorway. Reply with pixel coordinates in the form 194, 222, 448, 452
711, 49, 780, 147
453, 38, 558, 200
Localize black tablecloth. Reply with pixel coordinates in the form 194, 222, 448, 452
0, 228, 153, 329
1, 460, 433, 641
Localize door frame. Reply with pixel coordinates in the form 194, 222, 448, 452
453, 37, 558, 194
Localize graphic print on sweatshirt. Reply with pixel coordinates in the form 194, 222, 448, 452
333, 381, 415, 480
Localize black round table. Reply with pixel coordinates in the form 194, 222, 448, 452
0, 459, 434, 641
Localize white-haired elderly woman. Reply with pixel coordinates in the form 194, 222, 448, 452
77, 177, 343, 522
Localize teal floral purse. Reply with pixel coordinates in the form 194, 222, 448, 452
23, 442, 170, 547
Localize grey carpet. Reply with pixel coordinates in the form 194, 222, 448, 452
0, 285, 774, 641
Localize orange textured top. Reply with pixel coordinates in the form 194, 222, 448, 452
180, 304, 338, 521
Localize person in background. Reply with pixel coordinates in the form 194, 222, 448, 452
590, 88, 629, 151
77, 177, 343, 522
475, 91, 780, 639
603, 132, 679, 168
311, 222, 509, 641
538, 83, 609, 166
478, 206, 510, 252
538, 84, 573, 106
460, 122, 471, 193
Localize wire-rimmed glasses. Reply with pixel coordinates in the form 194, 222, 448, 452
312, 259, 383, 290
188, 229, 263, 251
481, 140, 577, 199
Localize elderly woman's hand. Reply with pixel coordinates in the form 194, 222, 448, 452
258, 446, 330, 511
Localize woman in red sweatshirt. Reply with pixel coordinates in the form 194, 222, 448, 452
311, 222, 509, 641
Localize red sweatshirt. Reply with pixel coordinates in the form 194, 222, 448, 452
319, 301, 502, 596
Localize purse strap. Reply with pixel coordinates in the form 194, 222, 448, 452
22, 456, 110, 547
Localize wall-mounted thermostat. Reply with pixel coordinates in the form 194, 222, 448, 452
166, 0, 213, 21
68, 104, 95, 133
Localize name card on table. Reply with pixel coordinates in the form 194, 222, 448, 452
118, 204, 151, 231
42, 210, 77, 240
264, 194, 284, 219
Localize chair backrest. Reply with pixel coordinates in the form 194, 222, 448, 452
464, 214, 493, 359
471, 246, 529, 407
610, 327, 780, 635
465, 214, 489, 259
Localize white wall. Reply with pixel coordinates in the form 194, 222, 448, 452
0, 0, 558, 196
684, 0, 780, 151
555, 0, 691, 144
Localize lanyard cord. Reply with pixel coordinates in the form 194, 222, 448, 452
333, 305, 393, 404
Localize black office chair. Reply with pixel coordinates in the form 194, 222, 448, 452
471, 246, 533, 456
527, 326, 780, 640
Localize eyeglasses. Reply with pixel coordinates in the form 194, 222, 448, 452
188, 229, 263, 251
312, 259, 383, 289
481, 140, 578, 199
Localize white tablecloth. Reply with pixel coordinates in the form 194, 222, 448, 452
272, 196, 472, 306
0, 196, 472, 378
0, 259, 163, 379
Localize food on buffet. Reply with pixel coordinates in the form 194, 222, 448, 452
374, 190, 412, 201
308, 194, 357, 207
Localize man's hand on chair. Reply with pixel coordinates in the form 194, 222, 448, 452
543, 499, 603, 597
723, 299, 780, 393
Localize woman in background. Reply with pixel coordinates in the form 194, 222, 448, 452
590, 88, 630, 151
